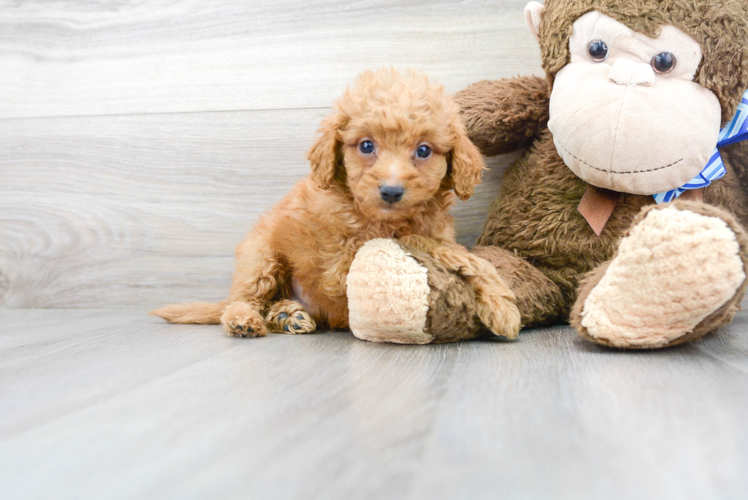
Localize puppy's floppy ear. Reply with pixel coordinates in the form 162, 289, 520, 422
450, 127, 486, 201
307, 113, 345, 189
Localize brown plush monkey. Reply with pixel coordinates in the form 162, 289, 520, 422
347, 0, 748, 348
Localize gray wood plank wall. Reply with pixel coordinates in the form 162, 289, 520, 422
0, 0, 543, 308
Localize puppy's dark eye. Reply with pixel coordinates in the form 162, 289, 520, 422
652, 52, 676, 74
359, 140, 375, 155
416, 144, 432, 159
588, 40, 608, 62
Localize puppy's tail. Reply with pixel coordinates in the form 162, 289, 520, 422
150, 301, 227, 324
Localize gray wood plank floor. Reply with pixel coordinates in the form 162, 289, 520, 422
2, 309, 748, 500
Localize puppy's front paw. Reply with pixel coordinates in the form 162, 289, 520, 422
477, 290, 521, 340
460, 253, 521, 340
221, 301, 267, 338
265, 300, 316, 334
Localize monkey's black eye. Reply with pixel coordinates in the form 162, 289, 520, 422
652, 52, 676, 74
416, 144, 432, 160
588, 40, 608, 62
359, 140, 375, 155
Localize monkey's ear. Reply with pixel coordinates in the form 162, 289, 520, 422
524, 1, 544, 42
450, 131, 486, 201
307, 113, 345, 189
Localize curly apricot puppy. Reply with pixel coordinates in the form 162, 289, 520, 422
152, 68, 518, 338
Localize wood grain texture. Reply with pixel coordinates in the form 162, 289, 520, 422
0, 0, 534, 308
1, 309, 748, 499
5, 3, 747, 499
0, 0, 542, 118
0, 110, 514, 308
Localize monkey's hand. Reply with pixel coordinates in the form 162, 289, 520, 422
455, 76, 550, 157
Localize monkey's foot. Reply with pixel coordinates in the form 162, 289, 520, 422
265, 300, 316, 334
572, 202, 747, 348
347, 239, 483, 344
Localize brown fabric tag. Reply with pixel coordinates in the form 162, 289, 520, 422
678, 189, 704, 203
578, 186, 622, 236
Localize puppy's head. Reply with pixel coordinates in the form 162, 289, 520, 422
307, 68, 485, 221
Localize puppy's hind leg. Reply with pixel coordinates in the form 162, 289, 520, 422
222, 229, 288, 338
265, 300, 316, 334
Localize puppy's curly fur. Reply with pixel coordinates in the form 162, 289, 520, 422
152, 68, 519, 338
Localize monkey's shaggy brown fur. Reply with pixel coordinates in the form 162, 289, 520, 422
455, 0, 748, 341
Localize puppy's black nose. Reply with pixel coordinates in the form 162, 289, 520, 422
380, 185, 405, 204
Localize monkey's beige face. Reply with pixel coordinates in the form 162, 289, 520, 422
547, 11, 722, 195
341, 126, 449, 222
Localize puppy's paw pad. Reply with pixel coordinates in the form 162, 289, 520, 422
265, 301, 316, 334
225, 322, 266, 338
221, 302, 267, 338
283, 311, 315, 334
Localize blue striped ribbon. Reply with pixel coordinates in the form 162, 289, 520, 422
654, 89, 748, 204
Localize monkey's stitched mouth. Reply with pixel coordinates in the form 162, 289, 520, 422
558, 143, 684, 175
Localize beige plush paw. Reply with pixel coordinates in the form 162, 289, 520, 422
580, 206, 746, 348
347, 239, 433, 344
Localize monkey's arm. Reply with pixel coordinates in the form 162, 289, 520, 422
706, 140, 748, 230
455, 76, 550, 156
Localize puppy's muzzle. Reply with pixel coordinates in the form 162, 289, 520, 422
379, 185, 405, 204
